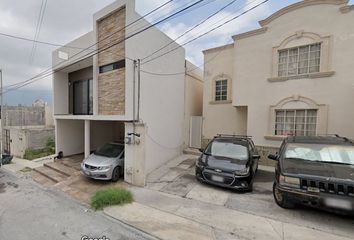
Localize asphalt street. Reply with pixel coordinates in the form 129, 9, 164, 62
0, 168, 155, 240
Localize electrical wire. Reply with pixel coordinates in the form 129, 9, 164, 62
29, 0, 48, 64
1, 0, 176, 90
2, 0, 207, 93
141, 0, 241, 62
142, 0, 270, 69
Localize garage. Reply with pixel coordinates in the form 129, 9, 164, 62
55, 119, 125, 159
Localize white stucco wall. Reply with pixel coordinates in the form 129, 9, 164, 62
203, 1, 354, 148
232, 2, 354, 147
203, 44, 247, 142
55, 119, 84, 156
184, 61, 203, 148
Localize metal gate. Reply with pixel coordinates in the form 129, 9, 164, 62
189, 116, 202, 149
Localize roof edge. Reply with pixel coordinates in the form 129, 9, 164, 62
259, 0, 349, 27
202, 43, 234, 54
232, 27, 268, 41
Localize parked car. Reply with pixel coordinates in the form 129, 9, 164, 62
81, 143, 124, 182
269, 135, 354, 215
195, 134, 260, 191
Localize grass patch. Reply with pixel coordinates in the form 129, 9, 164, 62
23, 137, 55, 160
90, 188, 133, 210
20, 167, 32, 173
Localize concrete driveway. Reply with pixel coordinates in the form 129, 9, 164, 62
142, 154, 354, 239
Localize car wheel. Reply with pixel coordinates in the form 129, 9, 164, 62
111, 167, 120, 182
273, 182, 295, 209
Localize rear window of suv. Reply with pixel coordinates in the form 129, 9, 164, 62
205, 141, 248, 160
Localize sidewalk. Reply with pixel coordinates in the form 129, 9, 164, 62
103, 154, 353, 240
2, 155, 54, 173
104, 186, 351, 240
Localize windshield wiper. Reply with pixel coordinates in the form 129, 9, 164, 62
320, 161, 353, 166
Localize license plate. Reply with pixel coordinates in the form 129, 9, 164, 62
307, 187, 320, 193
324, 198, 352, 210
211, 175, 224, 182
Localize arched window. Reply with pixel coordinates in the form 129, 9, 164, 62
267, 95, 328, 139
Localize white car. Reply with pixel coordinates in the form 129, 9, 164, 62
81, 143, 124, 182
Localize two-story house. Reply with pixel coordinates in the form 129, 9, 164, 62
202, 0, 354, 163
52, 0, 202, 186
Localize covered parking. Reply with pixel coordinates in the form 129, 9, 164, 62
55, 119, 125, 159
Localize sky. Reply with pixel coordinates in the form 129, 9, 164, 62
0, 0, 353, 105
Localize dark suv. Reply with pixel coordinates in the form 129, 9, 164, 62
269, 135, 354, 215
195, 135, 260, 191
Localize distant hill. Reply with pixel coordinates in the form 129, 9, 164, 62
3, 89, 52, 106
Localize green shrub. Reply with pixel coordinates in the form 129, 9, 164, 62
23, 137, 56, 160
90, 188, 133, 210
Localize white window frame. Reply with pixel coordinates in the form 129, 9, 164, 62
275, 109, 317, 136
215, 79, 228, 101
278, 43, 321, 77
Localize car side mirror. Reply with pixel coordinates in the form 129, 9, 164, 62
268, 154, 279, 161
252, 154, 261, 159
199, 148, 204, 153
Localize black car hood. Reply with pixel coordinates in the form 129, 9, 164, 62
204, 155, 247, 172
281, 158, 354, 181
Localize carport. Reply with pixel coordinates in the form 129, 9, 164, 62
55, 119, 125, 159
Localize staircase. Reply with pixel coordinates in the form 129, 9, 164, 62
32, 159, 82, 186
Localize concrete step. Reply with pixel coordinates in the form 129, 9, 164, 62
58, 159, 82, 171
33, 166, 68, 183
44, 162, 78, 177
183, 148, 201, 156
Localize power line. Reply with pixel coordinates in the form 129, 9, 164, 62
29, 0, 48, 64
1, 0, 176, 91
141, 0, 241, 62
0, 32, 95, 50
2, 0, 207, 93
140, 0, 270, 76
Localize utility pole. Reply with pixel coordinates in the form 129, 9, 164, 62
0, 69, 3, 167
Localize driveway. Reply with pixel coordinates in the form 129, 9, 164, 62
144, 154, 354, 239
0, 168, 155, 240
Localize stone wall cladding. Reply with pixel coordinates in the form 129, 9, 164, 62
97, 7, 126, 115
256, 145, 279, 167
98, 68, 125, 115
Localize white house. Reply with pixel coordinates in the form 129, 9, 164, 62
202, 0, 354, 163
52, 0, 203, 186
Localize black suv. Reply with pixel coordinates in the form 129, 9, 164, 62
269, 135, 354, 215
196, 135, 260, 191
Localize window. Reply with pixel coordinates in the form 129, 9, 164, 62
99, 59, 125, 74
278, 43, 321, 77
275, 109, 317, 136
215, 79, 228, 101
73, 79, 93, 115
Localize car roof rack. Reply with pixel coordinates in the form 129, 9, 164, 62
215, 134, 252, 139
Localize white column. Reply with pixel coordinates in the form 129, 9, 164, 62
84, 120, 90, 158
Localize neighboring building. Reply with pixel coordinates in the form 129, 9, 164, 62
52, 0, 203, 186
202, 0, 354, 164
3, 126, 54, 158
1, 100, 55, 158
3, 99, 54, 127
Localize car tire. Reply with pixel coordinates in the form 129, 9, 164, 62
273, 182, 295, 209
111, 167, 120, 182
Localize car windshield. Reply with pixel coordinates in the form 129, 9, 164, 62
94, 143, 123, 158
284, 143, 354, 165
205, 141, 248, 160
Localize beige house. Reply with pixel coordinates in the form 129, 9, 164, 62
52, 0, 202, 186
202, 0, 354, 162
